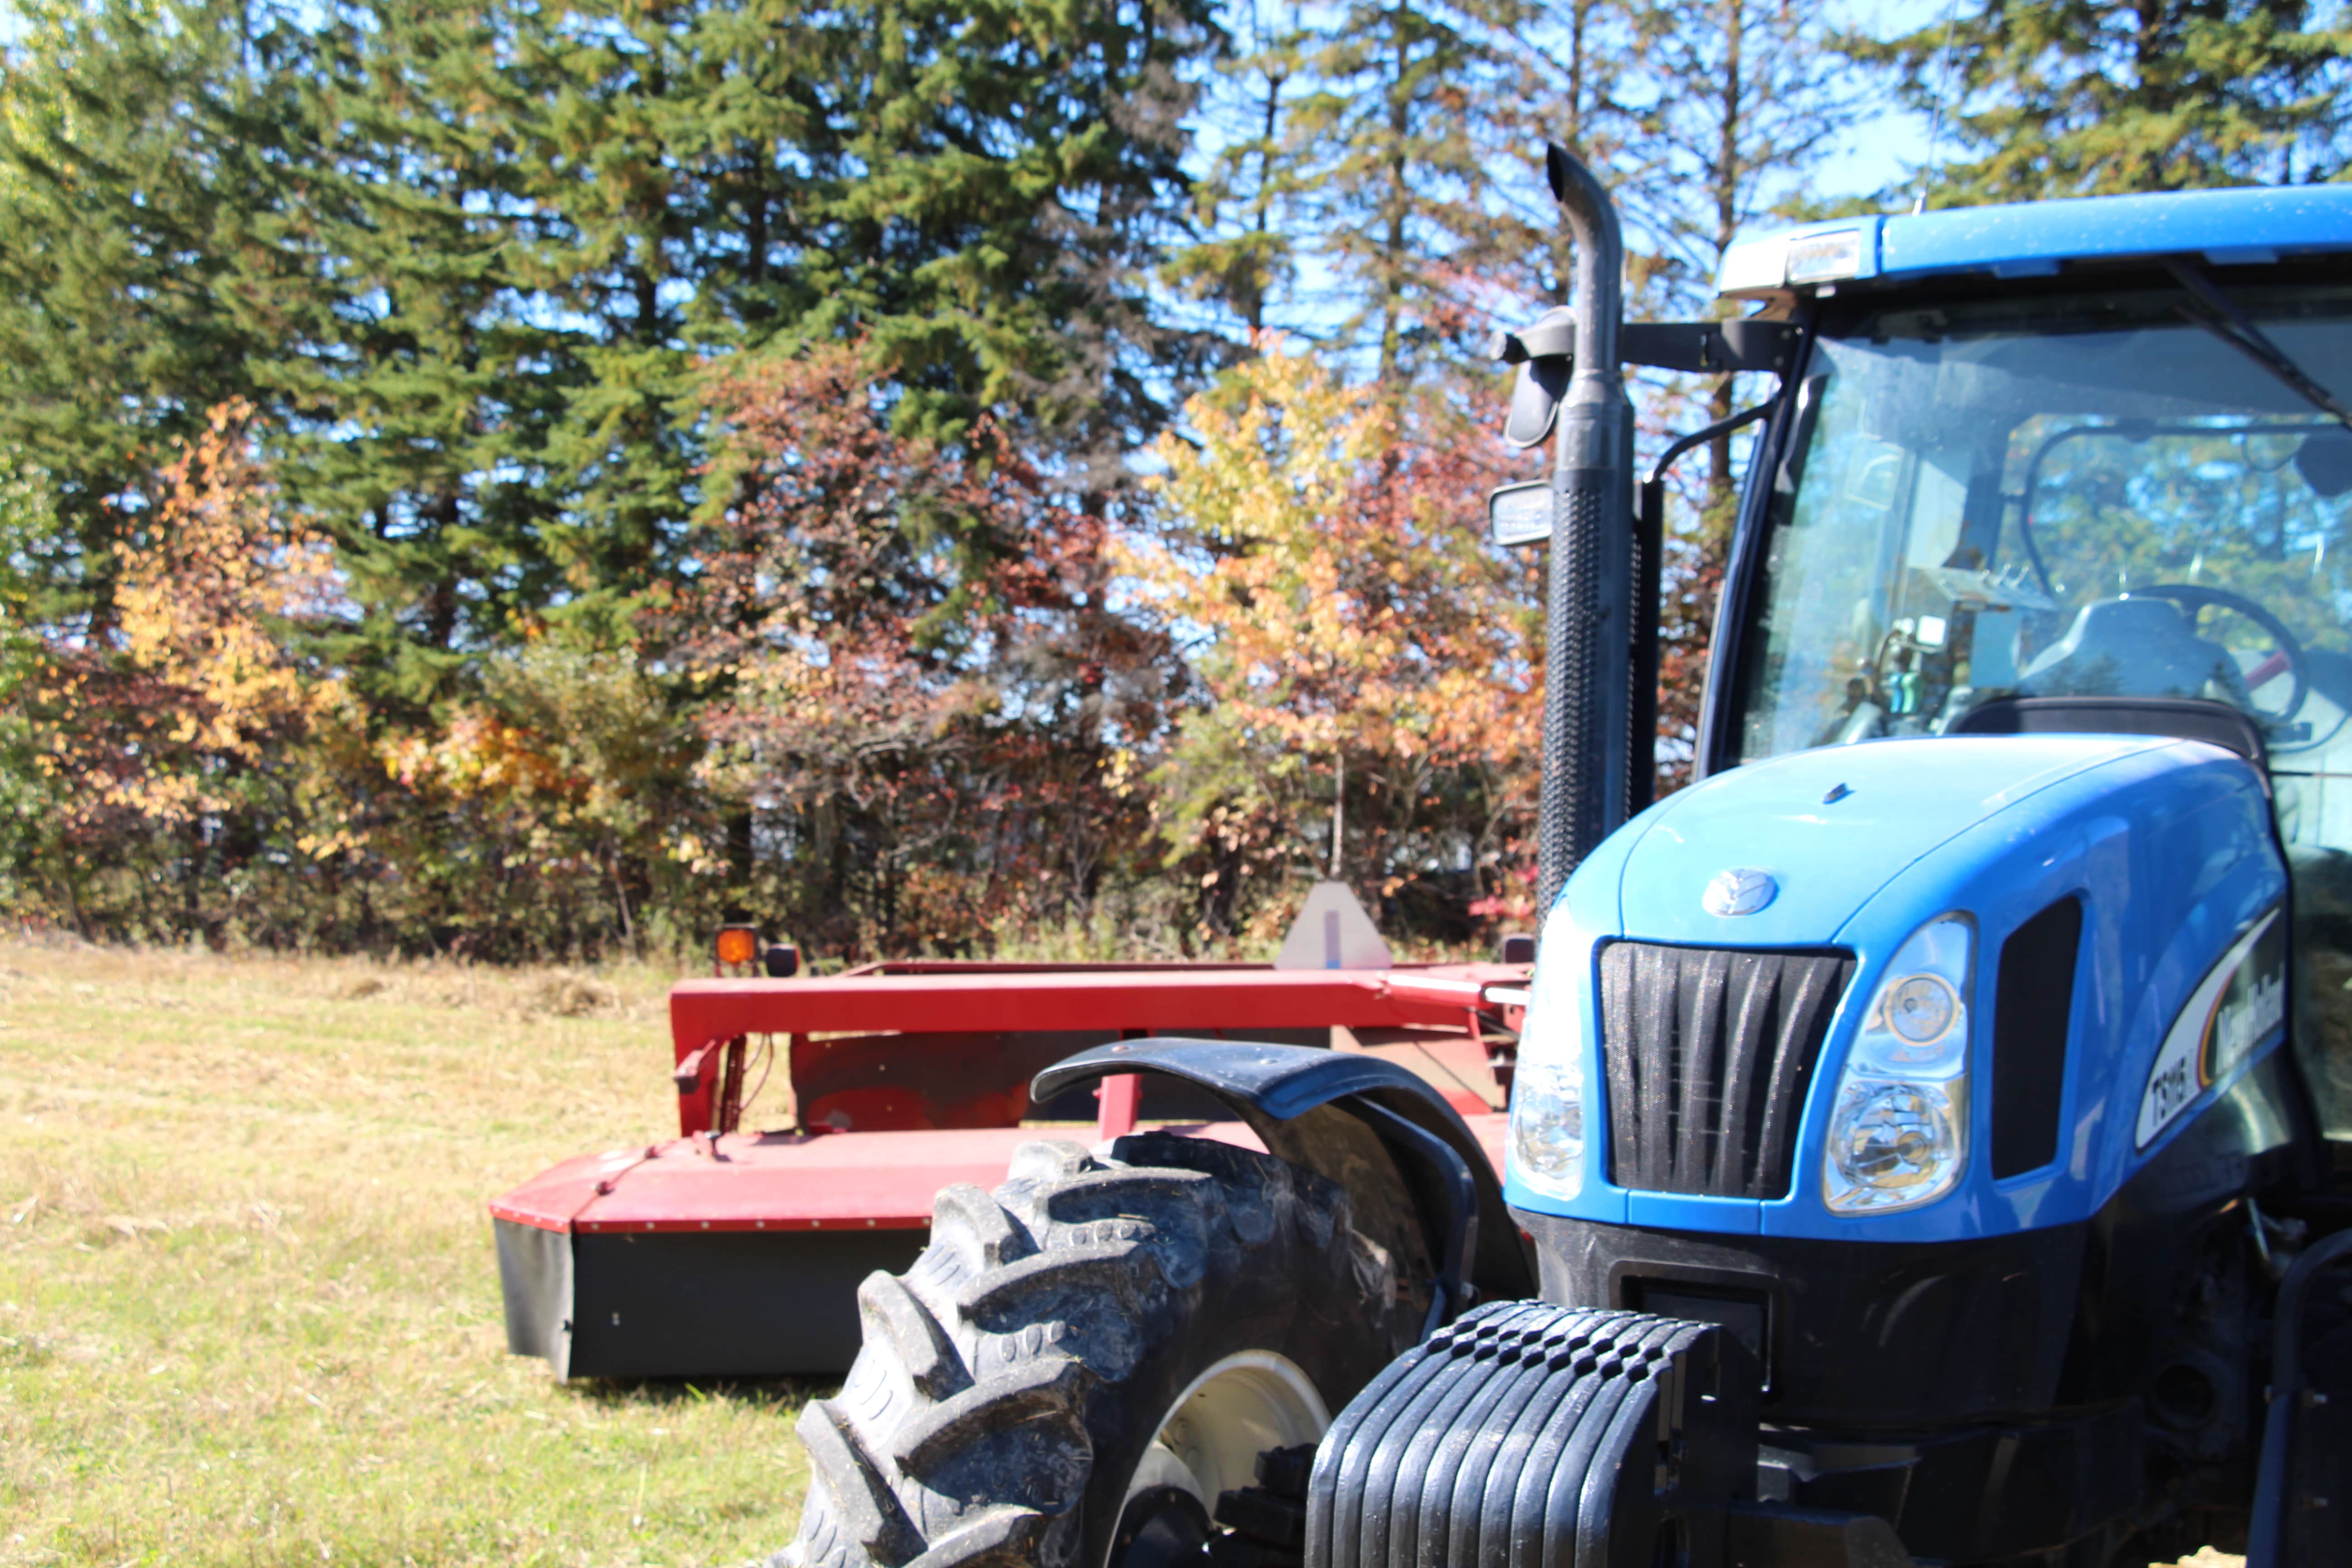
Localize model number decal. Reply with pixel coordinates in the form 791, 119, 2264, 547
2136, 906, 2287, 1150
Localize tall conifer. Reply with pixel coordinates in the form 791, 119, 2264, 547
1282, 0, 1497, 384
0, 0, 304, 628
1852, 0, 2352, 202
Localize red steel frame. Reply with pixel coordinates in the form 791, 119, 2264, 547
668, 961, 1530, 1136
491, 961, 1528, 1243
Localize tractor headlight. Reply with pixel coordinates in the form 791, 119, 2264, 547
1508, 949, 1585, 1200
1823, 914, 1973, 1215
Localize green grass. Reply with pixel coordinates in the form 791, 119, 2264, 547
0, 936, 2245, 1568
0, 938, 817, 1568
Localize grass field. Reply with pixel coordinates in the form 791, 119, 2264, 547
0, 936, 2247, 1568
0, 937, 814, 1568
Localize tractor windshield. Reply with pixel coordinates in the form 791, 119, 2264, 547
1730, 279, 2352, 1131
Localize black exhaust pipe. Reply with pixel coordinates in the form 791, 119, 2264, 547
1537, 145, 1638, 917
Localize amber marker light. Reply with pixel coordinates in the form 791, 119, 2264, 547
715, 926, 760, 969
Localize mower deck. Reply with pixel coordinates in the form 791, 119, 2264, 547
490, 957, 1524, 1380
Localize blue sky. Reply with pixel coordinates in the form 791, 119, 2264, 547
1821, 0, 1955, 209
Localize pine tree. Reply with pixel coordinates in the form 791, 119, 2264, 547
1850, 0, 2352, 203
1458, 0, 1644, 313
0, 0, 306, 632
1167, 0, 1309, 337
1279, 0, 1500, 385
685, 0, 1226, 480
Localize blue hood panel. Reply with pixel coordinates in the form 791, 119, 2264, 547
1514, 732, 2292, 1244
1615, 735, 2168, 946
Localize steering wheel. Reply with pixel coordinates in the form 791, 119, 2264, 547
2139, 583, 2310, 725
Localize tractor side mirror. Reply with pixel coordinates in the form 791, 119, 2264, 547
1490, 306, 1577, 449
1488, 480, 1552, 548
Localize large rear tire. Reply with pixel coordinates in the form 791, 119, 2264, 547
784, 1131, 1421, 1568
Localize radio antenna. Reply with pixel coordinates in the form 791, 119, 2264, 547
1911, 0, 1966, 215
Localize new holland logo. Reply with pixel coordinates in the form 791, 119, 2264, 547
2136, 906, 2288, 1150
1702, 868, 1778, 917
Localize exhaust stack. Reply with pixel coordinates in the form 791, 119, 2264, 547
1536, 145, 1638, 916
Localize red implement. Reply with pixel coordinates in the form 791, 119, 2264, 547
490, 960, 1527, 1379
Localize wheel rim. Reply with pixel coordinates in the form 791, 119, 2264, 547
1111, 1352, 1329, 1568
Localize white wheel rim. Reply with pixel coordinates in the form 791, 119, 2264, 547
1120, 1351, 1329, 1520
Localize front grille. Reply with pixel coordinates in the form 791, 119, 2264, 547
1599, 942, 1855, 1199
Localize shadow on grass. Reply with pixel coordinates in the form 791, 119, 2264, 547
573, 1373, 841, 1411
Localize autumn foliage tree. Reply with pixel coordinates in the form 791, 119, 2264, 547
1127, 344, 1542, 942
669, 347, 1181, 957
14, 404, 357, 936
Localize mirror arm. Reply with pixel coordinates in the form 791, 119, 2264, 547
1493, 319, 1796, 374
1627, 400, 1775, 818
1645, 399, 1777, 490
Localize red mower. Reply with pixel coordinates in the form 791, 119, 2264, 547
490, 887, 1530, 1380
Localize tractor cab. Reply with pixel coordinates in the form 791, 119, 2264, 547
1706, 218, 2352, 1142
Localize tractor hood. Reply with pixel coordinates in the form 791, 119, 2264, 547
1608, 734, 2174, 947
1528, 728, 2290, 1244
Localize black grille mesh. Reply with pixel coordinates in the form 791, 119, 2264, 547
1599, 942, 1855, 1199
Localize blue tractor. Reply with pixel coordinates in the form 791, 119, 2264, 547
779, 153, 2352, 1568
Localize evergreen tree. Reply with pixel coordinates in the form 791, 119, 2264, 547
1167, 0, 1309, 337
817, 0, 1222, 476
266, 2, 593, 698
1851, 0, 2352, 203
0, 0, 306, 632
0, 0, 1222, 680
1287, 0, 1496, 385
1460, 0, 1643, 313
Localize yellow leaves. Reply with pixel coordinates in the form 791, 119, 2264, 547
1133, 341, 1530, 774
666, 832, 729, 877
1100, 746, 1141, 799
83, 400, 354, 825
293, 827, 368, 862
1128, 345, 1387, 752
379, 708, 576, 804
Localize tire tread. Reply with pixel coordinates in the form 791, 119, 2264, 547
787, 1134, 1411, 1568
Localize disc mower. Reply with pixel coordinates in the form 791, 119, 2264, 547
490, 894, 1529, 1379
778, 152, 2352, 1567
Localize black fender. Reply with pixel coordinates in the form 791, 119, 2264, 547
1032, 1039, 1536, 1328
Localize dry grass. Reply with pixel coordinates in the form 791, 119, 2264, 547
0, 935, 2250, 1568
0, 936, 814, 1568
